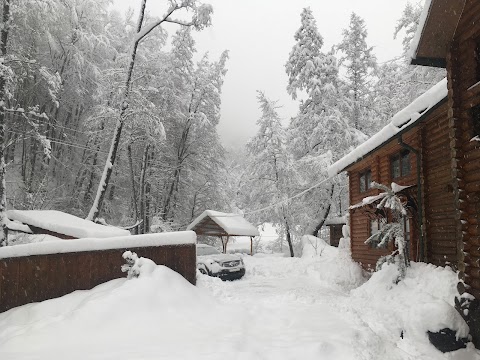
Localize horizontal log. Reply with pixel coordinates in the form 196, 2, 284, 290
465, 181, 480, 193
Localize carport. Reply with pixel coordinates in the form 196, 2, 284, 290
187, 210, 260, 254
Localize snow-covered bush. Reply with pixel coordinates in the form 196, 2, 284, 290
360, 182, 410, 278
121, 251, 157, 279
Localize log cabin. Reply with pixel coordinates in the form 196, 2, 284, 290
328, 79, 450, 270
329, 0, 480, 346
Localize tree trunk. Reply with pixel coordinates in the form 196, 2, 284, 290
138, 144, 150, 233
144, 181, 151, 233
127, 143, 139, 230
283, 213, 294, 257
0, 0, 11, 245
86, 0, 148, 221
311, 184, 335, 237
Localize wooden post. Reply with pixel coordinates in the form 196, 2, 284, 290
250, 236, 253, 255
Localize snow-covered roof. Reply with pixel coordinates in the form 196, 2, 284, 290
187, 210, 260, 237
328, 78, 447, 177
0, 231, 196, 259
7, 210, 130, 239
324, 216, 347, 226
408, 0, 433, 60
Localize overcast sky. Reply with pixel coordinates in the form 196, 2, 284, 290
114, 0, 413, 149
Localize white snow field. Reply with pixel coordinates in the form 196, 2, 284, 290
0, 242, 479, 360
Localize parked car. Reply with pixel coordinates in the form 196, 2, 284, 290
196, 244, 245, 280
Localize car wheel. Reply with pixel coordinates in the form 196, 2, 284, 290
199, 268, 207, 275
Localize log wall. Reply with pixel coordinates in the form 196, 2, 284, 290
449, 0, 480, 299
0, 244, 196, 313
348, 127, 420, 269
347, 103, 453, 270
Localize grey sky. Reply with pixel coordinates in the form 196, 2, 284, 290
114, 0, 412, 149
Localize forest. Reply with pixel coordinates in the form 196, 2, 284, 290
0, 0, 443, 253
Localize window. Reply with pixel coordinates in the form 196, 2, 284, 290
391, 150, 411, 179
369, 218, 387, 248
359, 169, 372, 193
403, 217, 411, 245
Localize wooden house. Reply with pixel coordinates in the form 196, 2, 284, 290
328, 79, 450, 270
329, 0, 480, 345
410, 0, 480, 298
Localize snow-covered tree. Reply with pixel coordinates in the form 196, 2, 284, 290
337, 12, 376, 132
87, 0, 213, 221
284, 8, 365, 237
362, 182, 410, 279
242, 92, 295, 257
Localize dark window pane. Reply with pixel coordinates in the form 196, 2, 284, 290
401, 151, 411, 176
391, 156, 400, 179
360, 173, 366, 192
472, 105, 480, 139
403, 218, 411, 243
370, 219, 378, 235
366, 170, 372, 189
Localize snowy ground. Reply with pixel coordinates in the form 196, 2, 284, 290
0, 244, 479, 360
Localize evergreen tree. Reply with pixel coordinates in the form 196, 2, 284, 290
337, 12, 376, 132
243, 92, 295, 257
284, 8, 365, 238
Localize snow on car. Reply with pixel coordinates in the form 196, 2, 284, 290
196, 244, 245, 280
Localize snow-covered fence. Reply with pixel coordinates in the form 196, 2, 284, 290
0, 232, 196, 313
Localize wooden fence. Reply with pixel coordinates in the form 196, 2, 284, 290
0, 243, 196, 313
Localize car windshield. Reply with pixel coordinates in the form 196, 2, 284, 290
197, 246, 221, 256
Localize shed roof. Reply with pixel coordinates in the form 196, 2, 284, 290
327, 78, 447, 177
187, 210, 260, 237
410, 0, 464, 67
7, 210, 130, 239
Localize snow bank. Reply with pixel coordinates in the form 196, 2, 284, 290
328, 78, 447, 177
187, 210, 260, 236
301, 235, 365, 290
0, 231, 196, 259
7, 210, 130, 239
351, 262, 470, 355
0, 265, 225, 359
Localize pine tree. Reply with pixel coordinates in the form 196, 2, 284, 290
362, 182, 410, 279
243, 92, 295, 257
337, 12, 376, 132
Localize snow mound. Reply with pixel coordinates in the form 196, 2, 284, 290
0, 265, 223, 358
301, 235, 365, 290
121, 251, 157, 279
351, 262, 469, 354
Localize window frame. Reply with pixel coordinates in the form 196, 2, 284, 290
359, 169, 372, 193
390, 150, 411, 180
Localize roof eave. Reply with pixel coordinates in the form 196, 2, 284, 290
410, 0, 465, 68
340, 97, 448, 174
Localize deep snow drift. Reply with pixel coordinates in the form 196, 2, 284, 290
0, 240, 478, 360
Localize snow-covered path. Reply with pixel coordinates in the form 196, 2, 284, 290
0, 253, 478, 360
198, 255, 408, 360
